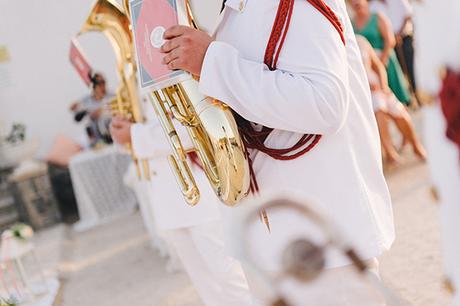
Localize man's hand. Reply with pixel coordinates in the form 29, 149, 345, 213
70, 102, 80, 112
110, 116, 132, 145
160, 25, 213, 76
90, 108, 102, 120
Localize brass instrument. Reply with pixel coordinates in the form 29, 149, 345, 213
240, 197, 407, 306
145, 2, 250, 206
150, 86, 250, 206
78, 0, 150, 180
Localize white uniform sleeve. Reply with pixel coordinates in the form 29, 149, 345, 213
199, 15, 349, 135
130, 122, 171, 159
131, 121, 194, 159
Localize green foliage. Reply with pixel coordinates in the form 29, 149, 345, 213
4, 123, 26, 145
10, 223, 34, 241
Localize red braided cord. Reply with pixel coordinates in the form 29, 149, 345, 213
308, 0, 346, 44
272, 135, 322, 160
264, 0, 345, 70
272, 0, 295, 70
264, 0, 293, 70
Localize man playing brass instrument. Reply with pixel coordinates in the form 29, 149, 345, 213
111, 114, 259, 306
160, 0, 394, 304
110, 2, 261, 305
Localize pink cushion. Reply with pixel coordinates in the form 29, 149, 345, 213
44, 135, 83, 167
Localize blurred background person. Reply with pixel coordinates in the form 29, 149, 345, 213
70, 72, 114, 148
356, 35, 426, 165
350, 0, 412, 106
368, 0, 418, 104
110, 115, 258, 306
414, 0, 460, 304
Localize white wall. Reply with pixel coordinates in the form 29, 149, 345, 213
0, 0, 122, 157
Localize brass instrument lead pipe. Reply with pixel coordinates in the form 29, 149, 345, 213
151, 90, 200, 205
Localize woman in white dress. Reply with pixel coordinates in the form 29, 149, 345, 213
356, 34, 425, 164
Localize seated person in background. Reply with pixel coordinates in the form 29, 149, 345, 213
356, 35, 426, 164
350, 0, 412, 106
368, 0, 418, 101
70, 73, 113, 148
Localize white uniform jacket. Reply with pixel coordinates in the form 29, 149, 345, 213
198, 0, 395, 267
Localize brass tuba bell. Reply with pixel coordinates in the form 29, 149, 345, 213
78, 0, 150, 180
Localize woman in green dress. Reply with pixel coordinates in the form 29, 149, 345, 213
349, 0, 411, 105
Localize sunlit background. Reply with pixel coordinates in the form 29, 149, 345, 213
0, 1, 458, 306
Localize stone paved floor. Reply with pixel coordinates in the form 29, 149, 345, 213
380, 157, 451, 306
55, 215, 202, 306
379, 111, 451, 306
29, 111, 452, 306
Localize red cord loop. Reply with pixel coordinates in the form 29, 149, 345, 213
237, 0, 345, 192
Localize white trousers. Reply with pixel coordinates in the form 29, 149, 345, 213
166, 221, 257, 306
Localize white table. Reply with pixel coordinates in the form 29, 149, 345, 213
0, 234, 50, 304
69, 146, 137, 232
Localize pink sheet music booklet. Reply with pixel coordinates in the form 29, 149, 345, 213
129, 0, 191, 91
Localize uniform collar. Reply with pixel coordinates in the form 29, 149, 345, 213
212, 0, 246, 36
223, 0, 248, 13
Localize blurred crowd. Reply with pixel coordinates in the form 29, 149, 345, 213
348, 0, 426, 166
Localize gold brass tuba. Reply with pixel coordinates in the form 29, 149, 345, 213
78, 0, 150, 180
145, 2, 251, 206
